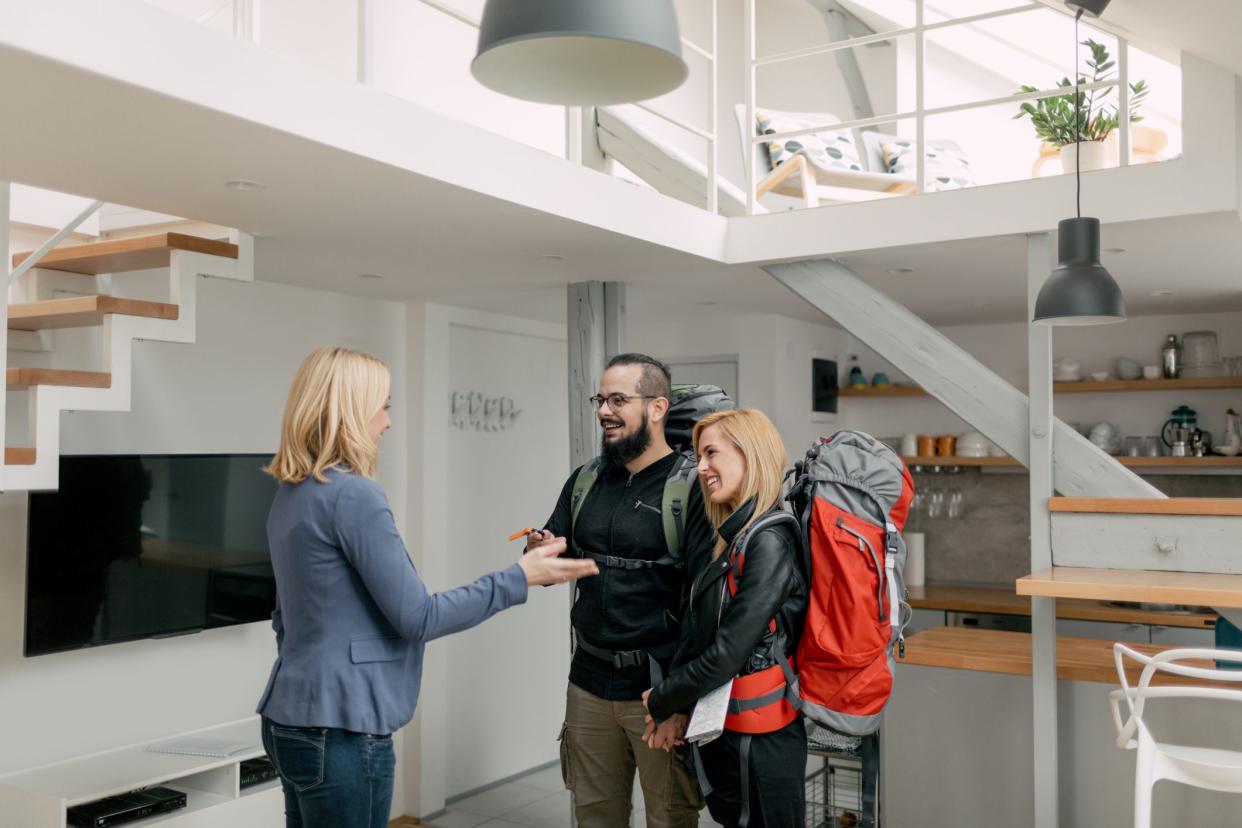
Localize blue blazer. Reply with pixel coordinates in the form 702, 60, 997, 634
256, 467, 527, 735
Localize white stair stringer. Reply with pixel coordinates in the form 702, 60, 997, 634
763, 257, 1164, 500
5, 236, 254, 491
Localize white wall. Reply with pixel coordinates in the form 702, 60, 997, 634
404, 304, 570, 815
0, 275, 407, 799
626, 288, 850, 461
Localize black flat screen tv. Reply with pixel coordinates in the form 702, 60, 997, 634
25, 454, 278, 656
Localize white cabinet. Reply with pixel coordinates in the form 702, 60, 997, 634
0, 718, 281, 828
1150, 625, 1217, 648
1055, 618, 1150, 644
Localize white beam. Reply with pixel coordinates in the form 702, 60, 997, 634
1027, 233, 1057, 828
567, 282, 605, 471
761, 258, 1163, 499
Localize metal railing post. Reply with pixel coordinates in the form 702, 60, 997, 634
745, 0, 757, 215
915, 0, 925, 194
1118, 37, 1130, 167
707, 0, 719, 215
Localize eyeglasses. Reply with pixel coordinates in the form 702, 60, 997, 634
589, 393, 659, 410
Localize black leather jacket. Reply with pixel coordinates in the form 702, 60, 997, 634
647, 499, 807, 722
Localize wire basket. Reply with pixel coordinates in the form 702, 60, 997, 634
805, 722, 872, 828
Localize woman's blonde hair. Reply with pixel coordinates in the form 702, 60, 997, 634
266, 346, 390, 484
692, 408, 787, 558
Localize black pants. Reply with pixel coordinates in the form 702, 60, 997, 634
700, 717, 807, 828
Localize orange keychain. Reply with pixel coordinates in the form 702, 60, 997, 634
507, 527, 538, 542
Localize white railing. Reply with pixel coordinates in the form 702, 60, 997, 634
190, 0, 1159, 218
743, 0, 1134, 214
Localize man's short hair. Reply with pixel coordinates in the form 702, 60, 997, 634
606, 353, 672, 400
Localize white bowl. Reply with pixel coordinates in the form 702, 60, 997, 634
1142, 365, 1161, 380
1090, 371, 1109, 382
1216, 446, 1241, 457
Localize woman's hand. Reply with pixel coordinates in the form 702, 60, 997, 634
518, 535, 599, 586
642, 713, 688, 751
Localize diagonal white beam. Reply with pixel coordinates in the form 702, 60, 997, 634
763, 258, 1163, 499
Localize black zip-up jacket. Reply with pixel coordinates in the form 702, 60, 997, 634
544, 451, 714, 700
647, 499, 807, 722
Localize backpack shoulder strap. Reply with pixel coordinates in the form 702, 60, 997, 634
570, 458, 602, 540
659, 449, 698, 565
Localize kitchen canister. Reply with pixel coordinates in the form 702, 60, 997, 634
904, 532, 925, 587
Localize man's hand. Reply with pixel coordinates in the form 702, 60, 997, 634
525, 529, 554, 552
642, 713, 688, 752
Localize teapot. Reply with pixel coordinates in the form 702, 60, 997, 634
1161, 405, 1198, 449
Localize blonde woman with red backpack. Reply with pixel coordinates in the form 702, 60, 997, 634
642, 408, 808, 828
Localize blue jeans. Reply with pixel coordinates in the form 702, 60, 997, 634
261, 717, 395, 828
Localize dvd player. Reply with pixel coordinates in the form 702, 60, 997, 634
67, 786, 187, 828
240, 756, 278, 789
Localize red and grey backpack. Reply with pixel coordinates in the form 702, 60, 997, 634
786, 430, 915, 736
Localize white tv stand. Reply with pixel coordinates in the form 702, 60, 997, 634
0, 717, 282, 827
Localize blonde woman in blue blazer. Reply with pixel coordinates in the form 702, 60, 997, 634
257, 347, 597, 828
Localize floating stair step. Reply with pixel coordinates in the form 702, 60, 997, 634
11, 232, 238, 275
5, 448, 35, 465
8, 296, 179, 331
6, 368, 111, 389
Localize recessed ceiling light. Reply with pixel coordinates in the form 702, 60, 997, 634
1147, 289, 1175, 297
224, 179, 265, 191
537, 254, 565, 261
1102, 247, 1126, 254
359, 273, 383, 280
886, 267, 915, 274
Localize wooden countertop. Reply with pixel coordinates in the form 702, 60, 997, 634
907, 584, 1216, 629
898, 626, 1238, 686
1017, 567, 1242, 609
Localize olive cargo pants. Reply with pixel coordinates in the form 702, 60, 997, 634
560, 683, 703, 828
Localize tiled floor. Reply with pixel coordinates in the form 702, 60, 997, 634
426, 764, 723, 828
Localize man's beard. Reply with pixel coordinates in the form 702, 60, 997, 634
600, 413, 652, 469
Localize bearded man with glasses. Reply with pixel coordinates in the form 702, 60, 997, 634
526, 353, 712, 828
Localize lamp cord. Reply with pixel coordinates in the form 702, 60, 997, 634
1075, 8, 1083, 218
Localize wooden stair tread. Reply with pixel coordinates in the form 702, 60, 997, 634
898, 626, 1239, 686
6, 448, 35, 465
1050, 497, 1242, 516
8, 296, 178, 331
6, 368, 111, 389
1017, 567, 1242, 608
907, 584, 1216, 629
11, 233, 237, 275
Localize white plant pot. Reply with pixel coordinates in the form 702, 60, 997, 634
1059, 141, 1107, 174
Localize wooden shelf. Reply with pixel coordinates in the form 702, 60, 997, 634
898, 626, 1238, 686
907, 584, 1217, 629
11, 232, 238, 275
8, 296, 178, 331
1054, 376, 1242, 393
842, 377, 1242, 398
901, 455, 1242, 470
7, 368, 111, 389
838, 385, 926, 397
1049, 497, 1242, 516
1017, 567, 1242, 609
5, 448, 35, 465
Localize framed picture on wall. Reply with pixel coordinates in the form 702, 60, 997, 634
812, 357, 838, 416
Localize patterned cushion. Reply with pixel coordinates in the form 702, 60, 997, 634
881, 139, 976, 191
755, 109, 863, 173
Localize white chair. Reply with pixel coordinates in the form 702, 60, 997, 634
1109, 643, 1242, 828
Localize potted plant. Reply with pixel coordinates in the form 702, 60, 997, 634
1015, 39, 1150, 174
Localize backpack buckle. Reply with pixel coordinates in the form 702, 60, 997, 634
613, 650, 646, 669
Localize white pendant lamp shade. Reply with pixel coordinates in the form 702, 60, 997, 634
471, 0, 689, 106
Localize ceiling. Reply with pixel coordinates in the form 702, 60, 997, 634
2, 1, 1240, 331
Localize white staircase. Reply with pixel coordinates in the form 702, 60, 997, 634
4, 230, 254, 491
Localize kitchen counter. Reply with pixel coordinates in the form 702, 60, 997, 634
897, 626, 1238, 685
907, 583, 1216, 629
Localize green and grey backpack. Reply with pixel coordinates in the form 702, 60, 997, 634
570, 384, 734, 568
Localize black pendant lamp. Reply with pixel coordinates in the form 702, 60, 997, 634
471, 0, 689, 106
1034, 0, 1125, 325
